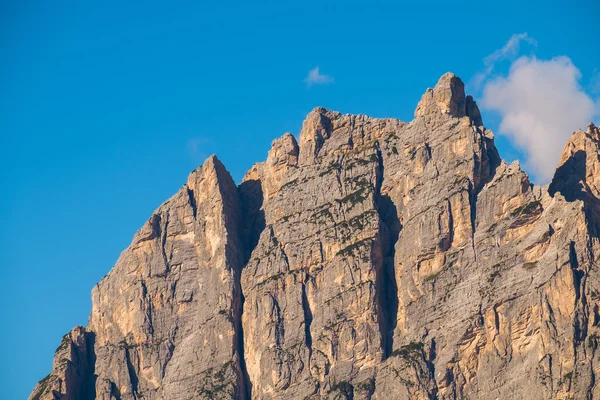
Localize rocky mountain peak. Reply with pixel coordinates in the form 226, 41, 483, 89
298, 106, 338, 165
30, 75, 600, 400
266, 132, 299, 168
187, 154, 229, 191
550, 122, 600, 237
587, 121, 599, 140
415, 72, 483, 126
243, 132, 300, 199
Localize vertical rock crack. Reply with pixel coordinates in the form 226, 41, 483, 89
374, 144, 401, 360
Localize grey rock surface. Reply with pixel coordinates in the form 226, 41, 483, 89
30, 73, 600, 400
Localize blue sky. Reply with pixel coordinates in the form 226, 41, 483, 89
1, 0, 599, 397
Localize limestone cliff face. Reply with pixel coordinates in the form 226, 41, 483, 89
30, 73, 600, 400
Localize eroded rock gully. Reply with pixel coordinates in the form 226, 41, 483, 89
31, 73, 600, 400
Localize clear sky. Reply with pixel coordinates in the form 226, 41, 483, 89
1, 0, 599, 398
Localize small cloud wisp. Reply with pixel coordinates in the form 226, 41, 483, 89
304, 67, 334, 87
471, 33, 537, 90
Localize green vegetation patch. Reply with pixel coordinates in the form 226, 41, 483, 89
347, 210, 377, 231
319, 162, 342, 177
504, 200, 544, 229
335, 238, 373, 258
280, 178, 298, 190
390, 342, 425, 362
588, 333, 599, 348
488, 271, 501, 283
355, 378, 376, 395
198, 361, 235, 398
522, 261, 538, 270
425, 268, 444, 282
385, 132, 399, 142
310, 207, 334, 223
510, 200, 542, 216
337, 188, 369, 208
55, 333, 71, 353
256, 272, 285, 287
329, 380, 353, 397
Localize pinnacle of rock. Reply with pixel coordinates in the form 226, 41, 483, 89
267, 132, 299, 168
415, 72, 483, 125
415, 72, 466, 117
298, 106, 337, 165
30, 74, 600, 400
587, 121, 599, 140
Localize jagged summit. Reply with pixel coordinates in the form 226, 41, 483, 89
550, 120, 600, 238
587, 121, 599, 139
415, 72, 483, 126
31, 74, 600, 400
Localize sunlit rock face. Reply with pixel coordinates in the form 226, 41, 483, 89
30, 74, 600, 400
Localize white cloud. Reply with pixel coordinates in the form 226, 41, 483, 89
186, 137, 212, 164
304, 67, 333, 87
470, 33, 536, 90
482, 55, 597, 183
484, 33, 537, 67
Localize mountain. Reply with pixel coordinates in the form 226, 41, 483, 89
30, 73, 600, 400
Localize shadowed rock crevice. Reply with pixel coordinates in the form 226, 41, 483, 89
440, 198, 454, 252
235, 178, 268, 399
331, 380, 354, 400
239, 179, 266, 264
483, 135, 502, 181
428, 338, 437, 378
186, 187, 197, 219
124, 347, 139, 396
83, 332, 98, 400
73, 330, 98, 400
110, 382, 121, 400
301, 281, 313, 355
569, 240, 588, 344
232, 272, 251, 400
159, 213, 170, 274
549, 149, 600, 239
470, 132, 501, 237
468, 181, 477, 238
374, 145, 401, 359
549, 150, 587, 203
